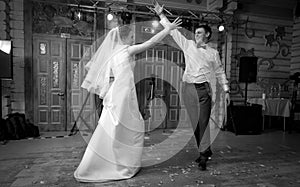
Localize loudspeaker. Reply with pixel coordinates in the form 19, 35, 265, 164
239, 56, 258, 83
227, 104, 262, 135
290, 72, 300, 81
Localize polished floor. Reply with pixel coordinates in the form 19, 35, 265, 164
0, 126, 300, 187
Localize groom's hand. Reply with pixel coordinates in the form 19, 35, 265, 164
225, 92, 230, 106
167, 17, 182, 30
152, 0, 164, 15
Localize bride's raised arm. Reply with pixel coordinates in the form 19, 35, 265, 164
127, 17, 181, 56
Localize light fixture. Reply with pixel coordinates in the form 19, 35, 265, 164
106, 7, 114, 21
77, 11, 82, 20
107, 13, 114, 21
217, 16, 225, 32
75, 4, 82, 20
218, 24, 225, 32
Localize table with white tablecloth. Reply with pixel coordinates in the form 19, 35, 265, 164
247, 98, 292, 131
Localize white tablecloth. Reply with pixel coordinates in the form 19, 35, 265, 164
247, 98, 291, 117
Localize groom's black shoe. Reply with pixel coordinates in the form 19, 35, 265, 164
195, 149, 212, 163
198, 155, 208, 171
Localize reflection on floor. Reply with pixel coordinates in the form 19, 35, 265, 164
0, 127, 299, 187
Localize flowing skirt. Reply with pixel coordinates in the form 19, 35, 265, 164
74, 64, 144, 182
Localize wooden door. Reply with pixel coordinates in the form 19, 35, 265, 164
33, 35, 96, 131
67, 39, 97, 132
135, 45, 188, 131
33, 35, 67, 131
137, 45, 168, 131
166, 47, 187, 127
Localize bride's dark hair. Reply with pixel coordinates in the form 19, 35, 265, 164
119, 25, 132, 42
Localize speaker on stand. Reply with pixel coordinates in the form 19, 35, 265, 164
226, 56, 262, 135
239, 56, 258, 105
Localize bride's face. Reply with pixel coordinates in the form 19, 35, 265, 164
123, 31, 134, 45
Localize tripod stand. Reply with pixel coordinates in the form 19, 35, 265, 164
69, 92, 102, 136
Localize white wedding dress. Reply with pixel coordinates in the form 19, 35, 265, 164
74, 47, 145, 182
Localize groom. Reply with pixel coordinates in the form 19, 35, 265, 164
152, 1, 230, 170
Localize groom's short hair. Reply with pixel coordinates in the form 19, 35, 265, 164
195, 24, 212, 40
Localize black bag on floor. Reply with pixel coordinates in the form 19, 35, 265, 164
6, 113, 27, 139
25, 119, 40, 138
5, 113, 40, 139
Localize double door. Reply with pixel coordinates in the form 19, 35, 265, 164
33, 35, 96, 131
33, 35, 189, 131
135, 45, 188, 131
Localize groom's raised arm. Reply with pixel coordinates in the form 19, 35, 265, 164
158, 13, 189, 50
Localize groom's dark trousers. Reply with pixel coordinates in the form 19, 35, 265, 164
183, 82, 212, 154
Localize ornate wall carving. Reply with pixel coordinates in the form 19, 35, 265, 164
32, 1, 95, 37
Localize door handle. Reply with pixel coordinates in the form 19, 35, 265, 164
155, 93, 165, 98
57, 92, 64, 96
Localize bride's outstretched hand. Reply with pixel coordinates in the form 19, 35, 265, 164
166, 17, 182, 30
152, 0, 164, 15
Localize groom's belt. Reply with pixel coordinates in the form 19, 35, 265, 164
193, 82, 208, 88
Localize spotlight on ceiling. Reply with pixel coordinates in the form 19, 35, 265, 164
218, 24, 225, 32
77, 11, 82, 20
107, 13, 114, 21
75, 4, 82, 20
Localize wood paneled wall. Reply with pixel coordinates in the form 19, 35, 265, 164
10, 0, 25, 114
229, 14, 293, 104
291, 17, 300, 74
0, 0, 25, 118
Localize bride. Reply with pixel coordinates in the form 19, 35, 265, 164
74, 17, 182, 182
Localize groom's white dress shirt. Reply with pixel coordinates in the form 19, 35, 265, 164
160, 17, 229, 92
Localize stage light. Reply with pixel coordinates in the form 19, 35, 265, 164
77, 11, 82, 20
218, 24, 225, 32
107, 13, 113, 21
121, 11, 132, 24
75, 4, 82, 20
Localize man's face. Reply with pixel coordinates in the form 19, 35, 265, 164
194, 28, 209, 44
